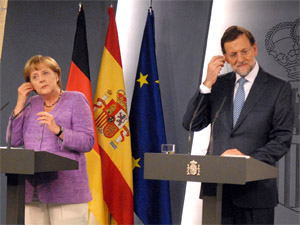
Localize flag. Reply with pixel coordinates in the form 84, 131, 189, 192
93, 6, 133, 224
129, 8, 172, 225
66, 5, 108, 225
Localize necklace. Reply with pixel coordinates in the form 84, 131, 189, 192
44, 90, 63, 108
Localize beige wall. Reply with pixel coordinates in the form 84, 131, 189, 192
0, 0, 8, 62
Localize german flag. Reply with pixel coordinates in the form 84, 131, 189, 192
66, 5, 108, 225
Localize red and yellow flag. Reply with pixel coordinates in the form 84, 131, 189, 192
66, 5, 108, 225
93, 6, 133, 224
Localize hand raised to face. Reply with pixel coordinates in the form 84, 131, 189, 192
203, 56, 225, 88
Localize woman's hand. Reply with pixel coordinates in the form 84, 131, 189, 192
13, 82, 34, 116
36, 111, 61, 135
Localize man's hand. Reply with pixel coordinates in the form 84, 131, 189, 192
221, 148, 247, 156
203, 56, 225, 88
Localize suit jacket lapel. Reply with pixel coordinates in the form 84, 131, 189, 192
232, 68, 268, 131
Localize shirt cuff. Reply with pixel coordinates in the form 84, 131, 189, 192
200, 83, 211, 94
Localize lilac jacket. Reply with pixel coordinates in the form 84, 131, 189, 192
6, 91, 94, 204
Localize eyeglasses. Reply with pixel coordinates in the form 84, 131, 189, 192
227, 47, 253, 60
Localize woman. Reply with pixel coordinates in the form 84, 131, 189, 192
6, 55, 94, 225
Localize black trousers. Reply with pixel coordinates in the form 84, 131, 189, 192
201, 183, 275, 225
221, 185, 275, 225
221, 204, 274, 225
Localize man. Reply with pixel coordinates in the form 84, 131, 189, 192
182, 26, 294, 224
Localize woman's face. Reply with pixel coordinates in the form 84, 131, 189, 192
29, 63, 59, 97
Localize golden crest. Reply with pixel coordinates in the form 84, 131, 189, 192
116, 89, 127, 112
186, 160, 200, 176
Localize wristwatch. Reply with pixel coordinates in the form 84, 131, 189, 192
56, 126, 63, 137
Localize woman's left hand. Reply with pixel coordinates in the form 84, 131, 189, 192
36, 111, 60, 135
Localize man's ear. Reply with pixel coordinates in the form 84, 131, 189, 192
253, 43, 258, 56
223, 54, 229, 63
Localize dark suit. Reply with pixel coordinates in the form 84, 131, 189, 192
182, 67, 294, 223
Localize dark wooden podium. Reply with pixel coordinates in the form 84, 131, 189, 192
0, 148, 79, 225
144, 153, 278, 225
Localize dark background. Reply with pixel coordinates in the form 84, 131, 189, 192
0, 0, 299, 224
0, 1, 211, 224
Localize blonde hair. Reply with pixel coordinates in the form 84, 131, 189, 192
24, 55, 62, 88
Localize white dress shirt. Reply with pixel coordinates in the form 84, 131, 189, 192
200, 61, 259, 101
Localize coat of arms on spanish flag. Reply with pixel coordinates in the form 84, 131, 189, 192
94, 89, 129, 149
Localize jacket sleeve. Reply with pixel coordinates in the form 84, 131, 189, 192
250, 81, 294, 165
61, 93, 95, 153
182, 90, 212, 132
6, 112, 25, 147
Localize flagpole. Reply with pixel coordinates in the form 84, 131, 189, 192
78, 1, 82, 12
149, 0, 152, 15
107, 4, 112, 224
107, 4, 113, 224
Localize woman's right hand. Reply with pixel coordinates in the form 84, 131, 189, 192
14, 82, 34, 116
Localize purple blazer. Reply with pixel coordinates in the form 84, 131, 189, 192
6, 91, 94, 204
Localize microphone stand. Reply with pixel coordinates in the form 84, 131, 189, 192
207, 97, 227, 155
7, 103, 31, 150
0, 102, 9, 111
187, 94, 204, 155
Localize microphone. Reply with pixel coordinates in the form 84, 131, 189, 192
187, 94, 204, 155
7, 102, 31, 149
207, 97, 227, 155
0, 102, 9, 111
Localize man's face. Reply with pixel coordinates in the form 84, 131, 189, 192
224, 34, 257, 77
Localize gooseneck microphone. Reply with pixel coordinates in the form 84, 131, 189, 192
187, 94, 205, 155
207, 97, 227, 155
0, 102, 9, 111
7, 102, 31, 149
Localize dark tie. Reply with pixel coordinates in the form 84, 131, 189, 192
233, 77, 247, 126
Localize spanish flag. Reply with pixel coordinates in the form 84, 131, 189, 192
93, 6, 133, 224
66, 5, 108, 225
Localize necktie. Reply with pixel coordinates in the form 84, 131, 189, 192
233, 77, 247, 126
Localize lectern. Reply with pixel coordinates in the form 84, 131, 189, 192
144, 153, 278, 225
0, 148, 79, 225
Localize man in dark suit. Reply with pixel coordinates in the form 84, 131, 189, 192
182, 26, 294, 224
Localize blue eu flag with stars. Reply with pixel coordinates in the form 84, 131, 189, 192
129, 8, 172, 225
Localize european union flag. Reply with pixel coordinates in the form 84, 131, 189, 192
129, 8, 172, 225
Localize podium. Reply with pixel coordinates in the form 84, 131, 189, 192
144, 153, 278, 225
0, 148, 79, 225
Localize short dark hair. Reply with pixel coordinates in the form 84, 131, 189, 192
221, 26, 256, 54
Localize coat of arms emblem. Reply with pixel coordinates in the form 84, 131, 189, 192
94, 89, 130, 149
186, 160, 200, 176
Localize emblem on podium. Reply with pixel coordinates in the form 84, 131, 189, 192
186, 160, 200, 176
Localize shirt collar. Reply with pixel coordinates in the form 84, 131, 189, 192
235, 60, 259, 84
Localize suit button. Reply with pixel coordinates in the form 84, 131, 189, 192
37, 137, 41, 141
230, 134, 235, 138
